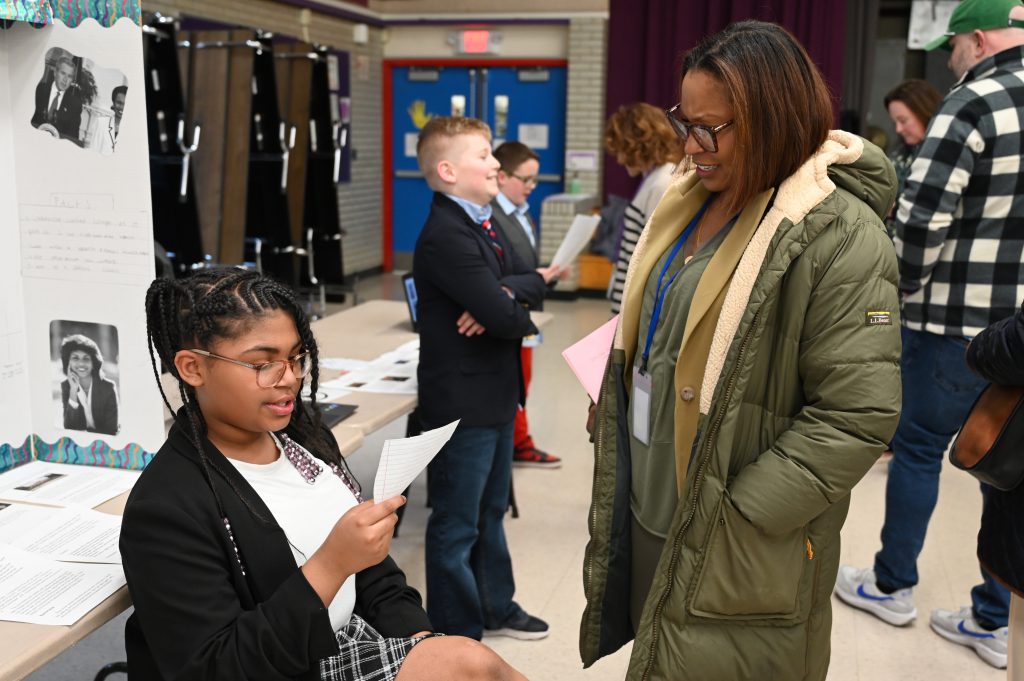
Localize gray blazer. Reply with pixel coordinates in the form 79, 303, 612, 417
490, 199, 539, 270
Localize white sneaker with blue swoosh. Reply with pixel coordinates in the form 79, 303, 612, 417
834, 565, 917, 626
930, 606, 1008, 669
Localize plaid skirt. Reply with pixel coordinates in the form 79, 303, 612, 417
319, 614, 439, 681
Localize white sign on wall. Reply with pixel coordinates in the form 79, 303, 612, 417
517, 123, 549, 150
566, 149, 600, 171
908, 0, 958, 49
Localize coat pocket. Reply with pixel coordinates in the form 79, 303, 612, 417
689, 494, 809, 620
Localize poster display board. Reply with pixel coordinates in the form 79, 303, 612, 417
0, 12, 163, 474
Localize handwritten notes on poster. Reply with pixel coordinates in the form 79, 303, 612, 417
20, 201, 152, 284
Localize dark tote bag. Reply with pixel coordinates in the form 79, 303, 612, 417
949, 383, 1024, 491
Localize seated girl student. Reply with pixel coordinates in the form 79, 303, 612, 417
121, 268, 528, 681
580, 21, 902, 680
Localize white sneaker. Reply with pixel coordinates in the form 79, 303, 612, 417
930, 606, 1008, 669
834, 566, 917, 626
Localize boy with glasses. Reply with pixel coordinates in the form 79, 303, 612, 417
491, 141, 562, 469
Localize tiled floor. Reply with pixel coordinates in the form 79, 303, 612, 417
28, 275, 1006, 680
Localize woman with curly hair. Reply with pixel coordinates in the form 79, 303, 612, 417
60, 333, 119, 435
605, 102, 683, 314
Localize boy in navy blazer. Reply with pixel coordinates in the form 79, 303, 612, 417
413, 117, 560, 641
491, 141, 563, 469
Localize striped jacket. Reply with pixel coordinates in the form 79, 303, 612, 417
609, 163, 675, 315
894, 45, 1024, 337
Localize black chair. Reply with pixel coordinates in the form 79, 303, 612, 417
93, 661, 127, 680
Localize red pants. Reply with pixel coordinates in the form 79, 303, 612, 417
514, 345, 533, 451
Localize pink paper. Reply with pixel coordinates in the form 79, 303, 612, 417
561, 315, 619, 402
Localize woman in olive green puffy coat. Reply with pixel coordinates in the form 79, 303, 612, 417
580, 21, 902, 680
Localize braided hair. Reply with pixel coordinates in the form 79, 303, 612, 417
144, 268, 343, 527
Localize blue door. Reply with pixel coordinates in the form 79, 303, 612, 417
389, 63, 567, 262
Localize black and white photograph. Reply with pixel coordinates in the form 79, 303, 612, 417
49, 320, 120, 436
30, 47, 129, 154
13, 472, 66, 492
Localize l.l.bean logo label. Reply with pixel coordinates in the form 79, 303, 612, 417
866, 310, 892, 326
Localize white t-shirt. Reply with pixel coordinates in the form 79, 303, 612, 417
228, 436, 359, 632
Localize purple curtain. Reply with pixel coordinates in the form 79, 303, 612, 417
604, 0, 847, 200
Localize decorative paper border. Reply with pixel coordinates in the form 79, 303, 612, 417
0, 437, 35, 475
1, 0, 140, 26
0, 435, 153, 473
35, 435, 154, 469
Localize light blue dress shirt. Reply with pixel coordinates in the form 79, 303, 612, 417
445, 194, 493, 224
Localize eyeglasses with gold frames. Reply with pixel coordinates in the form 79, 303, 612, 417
190, 349, 311, 387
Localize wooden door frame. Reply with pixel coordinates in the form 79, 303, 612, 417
381, 58, 567, 272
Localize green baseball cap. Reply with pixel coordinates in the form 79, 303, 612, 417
925, 0, 1024, 51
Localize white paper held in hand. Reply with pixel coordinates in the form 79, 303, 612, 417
373, 420, 460, 502
550, 214, 601, 267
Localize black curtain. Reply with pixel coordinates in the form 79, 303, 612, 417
842, 0, 881, 135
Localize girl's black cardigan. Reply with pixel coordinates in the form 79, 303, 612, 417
119, 417, 431, 680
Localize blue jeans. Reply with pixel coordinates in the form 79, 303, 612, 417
874, 327, 1010, 629
425, 422, 523, 638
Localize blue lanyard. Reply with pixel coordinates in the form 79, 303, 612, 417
640, 195, 714, 372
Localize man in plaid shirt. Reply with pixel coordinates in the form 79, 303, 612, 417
837, 0, 1024, 669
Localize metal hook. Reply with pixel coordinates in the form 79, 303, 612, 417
279, 123, 296, 193
176, 119, 202, 201
332, 121, 347, 184
305, 227, 319, 286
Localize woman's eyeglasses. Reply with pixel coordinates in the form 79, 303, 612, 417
190, 349, 312, 387
665, 104, 734, 153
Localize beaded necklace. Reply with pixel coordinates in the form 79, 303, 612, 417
276, 432, 363, 501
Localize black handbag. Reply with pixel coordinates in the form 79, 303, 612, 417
949, 383, 1024, 491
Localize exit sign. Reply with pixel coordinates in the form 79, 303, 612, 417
451, 29, 502, 55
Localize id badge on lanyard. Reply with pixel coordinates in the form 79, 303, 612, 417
631, 195, 712, 448
632, 366, 652, 445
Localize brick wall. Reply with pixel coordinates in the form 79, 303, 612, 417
143, 0, 385, 274
564, 16, 607, 199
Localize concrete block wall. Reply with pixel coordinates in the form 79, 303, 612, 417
335, 36, 384, 276
142, 0, 385, 275
539, 192, 599, 293
564, 16, 607, 200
